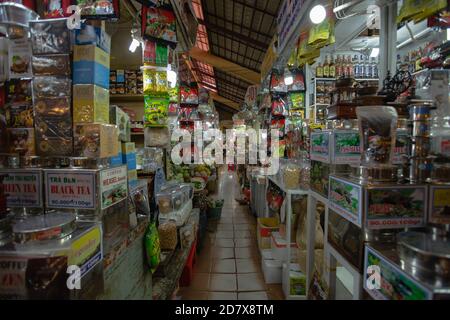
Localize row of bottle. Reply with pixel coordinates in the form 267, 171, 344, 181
316, 54, 379, 79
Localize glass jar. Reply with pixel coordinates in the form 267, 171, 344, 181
430, 116, 450, 157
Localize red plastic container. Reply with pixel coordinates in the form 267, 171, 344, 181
179, 240, 197, 287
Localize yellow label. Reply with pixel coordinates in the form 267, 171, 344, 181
434, 189, 450, 207
74, 45, 110, 69
69, 226, 102, 266
73, 85, 109, 124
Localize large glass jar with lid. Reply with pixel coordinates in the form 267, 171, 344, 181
430, 116, 450, 158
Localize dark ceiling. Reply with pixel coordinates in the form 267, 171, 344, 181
197, 0, 282, 108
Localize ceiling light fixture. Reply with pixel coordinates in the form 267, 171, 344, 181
370, 47, 379, 58
310, 5, 327, 24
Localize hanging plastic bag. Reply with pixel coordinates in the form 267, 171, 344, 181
144, 221, 161, 273
144, 95, 169, 127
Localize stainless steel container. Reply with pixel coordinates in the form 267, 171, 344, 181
0, 2, 39, 39
12, 211, 76, 243
397, 231, 450, 280
350, 165, 398, 183
8, 155, 20, 168
410, 120, 431, 137
20, 156, 43, 168
408, 101, 434, 121
410, 137, 431, 157
408, 157, 432, 183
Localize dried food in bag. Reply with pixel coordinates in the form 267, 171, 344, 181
32, 54, 71, 76
32, 76, 72, 98
180, 83, 199, 105
143, 67, 157, 95
289, 92, 305, 110
271, 95, 287, 116
30, 19, 71, 55
6, 79, 32, 104
8, 38, 32, 79
155, 71, 168, 94
6, 103, 34, 128
270, 70, 287, 93
144, 126, 170, 147
77, 0, 120, 19
158, 221, 178, 250
145, 221, 161, 272
356, 106, 398, 166
141, 6, 177, 47
36, 135, 73, 156
7, 128, 36, 156
43, 0, 73, 18
34, 97, 71, 117
289, 68, 306, 92
35, 115, 72, 138
144, 95, 169, 127
129, 182, 151, 216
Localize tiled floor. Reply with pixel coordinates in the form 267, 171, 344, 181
179, 168, 284, 300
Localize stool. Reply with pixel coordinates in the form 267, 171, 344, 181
180, 240, 197, 287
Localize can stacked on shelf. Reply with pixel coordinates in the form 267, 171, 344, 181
407, 101, 434, 183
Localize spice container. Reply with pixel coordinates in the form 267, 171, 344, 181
12, 211, 77, 243
156, 189, 174, 214
158, 221, 178, 251
282, 162, 300, 189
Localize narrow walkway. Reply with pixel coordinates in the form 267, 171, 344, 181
179, 167, 283, 300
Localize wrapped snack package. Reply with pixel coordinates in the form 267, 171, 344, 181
144, 95, 168, 127
32, 54, 71, 76
7, 128, 36, 156
356, 106, 398, 166
36, 136, 73, 156
30, 19, 71, 55
144, 127, 170, 148
32, 76, 72, 98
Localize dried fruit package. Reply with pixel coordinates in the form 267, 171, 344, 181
270, 70, 287, 93
144, 95, 169, 127
32, 54, 71, 76
289, 68, 306, 92
42, 0, 72, 18
143, 67, 157, 95
180, 83, 199, 105
32, 76, 72, 98
271, 95, 288, 116
289, 92, 305, 110
8, 39, 32, 79
356, 106, 398, 166
141, 5, 177, 47
30, 19, 71, 55
76, 0, 120, 19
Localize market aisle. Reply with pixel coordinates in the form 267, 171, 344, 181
179, 167, 284, 300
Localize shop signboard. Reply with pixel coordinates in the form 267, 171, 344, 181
0, 169, 43, 208
331, 130, 360, 165
428, 184, 450, 225
329, 176, 362, 227
69, 225, 103, 277
99, 166, 128, 210
363, 246, 432, 300
277, 0, 304, 52
45, 170, 96, 209
365, 186, 426, 229
310, 131, 331, 163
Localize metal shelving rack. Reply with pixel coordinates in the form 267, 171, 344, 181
266, 175, 309, 300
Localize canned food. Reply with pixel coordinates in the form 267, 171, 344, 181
408, 101, 433, 121
410, 137, 431, 157
409, 120, 431, 137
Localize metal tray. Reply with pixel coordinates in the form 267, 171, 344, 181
350, 165, 398, 183
397, 231, 450, 280
12, 212, 76, 243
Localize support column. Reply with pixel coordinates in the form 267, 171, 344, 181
378, 0, 398, 87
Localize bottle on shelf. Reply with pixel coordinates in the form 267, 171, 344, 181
329, 55, 336, 79
345, 55, 352, 78
354, 55, 360, 79
316, 62, 323, 78
323, 55, 330, 78
336, 55, 342, 78
364, 55, 372, 79
371, 57, 378, 79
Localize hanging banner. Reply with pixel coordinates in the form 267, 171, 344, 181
277, 0, 305, 53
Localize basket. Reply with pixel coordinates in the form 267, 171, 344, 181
207, 207, 223, 220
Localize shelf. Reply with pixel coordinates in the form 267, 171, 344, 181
312, 78, 336, 82
110, 94, 144, 102
131, 132, 144, 135
309, 190, 329, 206
267, 175, 309, 195
412, 68, 429, 76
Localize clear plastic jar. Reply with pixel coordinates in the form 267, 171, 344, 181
430, 116, 450, 157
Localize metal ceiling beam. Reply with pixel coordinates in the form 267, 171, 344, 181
210, 91, 240, 110
203, 12, 273, 42
215, 74, 250, 91
198, 19, 268, 51
231, 0, 277, 18
189, 47, 260, 84
210, 44, 263, 70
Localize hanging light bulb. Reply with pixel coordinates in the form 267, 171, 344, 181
284, 68, 294, 86
129, 38, 140, 53
167, 69, 177, 88
310, 5, 326, 24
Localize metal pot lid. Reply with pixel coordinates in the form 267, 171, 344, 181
12, 212, 76, 235
397, 231, 450, 259
20, 156, 42, 168
0, 2, 39, 28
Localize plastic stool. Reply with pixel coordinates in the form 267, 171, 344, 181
180, 240, 197, 287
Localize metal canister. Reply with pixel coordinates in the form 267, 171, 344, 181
7, 155, 20, 168
408, 101, 434, 121
410, 137, 431, 157
430, 163, 450, 183
51, 156, 71, 168
409, 156, 432, 183
410, 120, 431, 137
20, 156, 43, 168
